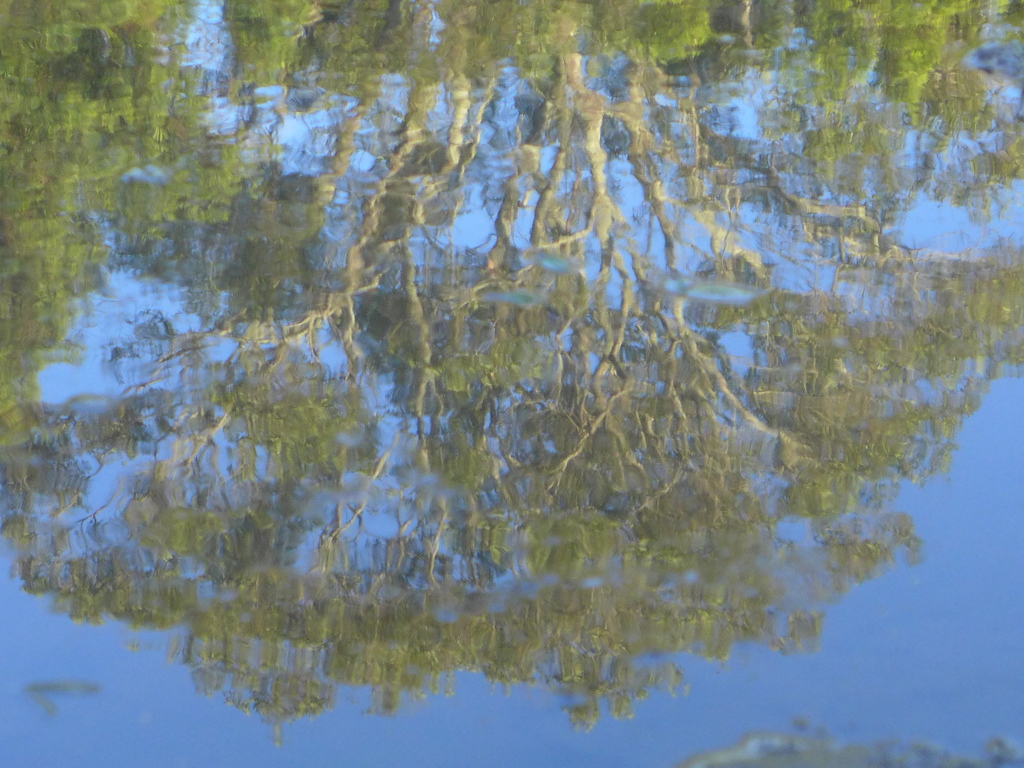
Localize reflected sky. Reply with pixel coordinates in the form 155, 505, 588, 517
3, 0, 1024, 764
3, 377, 1020, 767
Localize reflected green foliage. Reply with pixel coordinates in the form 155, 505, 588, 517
1, 0, 1023, 736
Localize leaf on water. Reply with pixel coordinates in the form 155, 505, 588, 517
27, 692, 57, 716
660, 275, 695, 296
479, 289, 546, 307
24, 680, 101, 695
120, 165, 173, 185
682, 280, 765, 306
64, 394, 116, 417
534, 252, 582, 275
24, 679, 101, 715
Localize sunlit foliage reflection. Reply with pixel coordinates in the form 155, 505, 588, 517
1, 0, 1023, 732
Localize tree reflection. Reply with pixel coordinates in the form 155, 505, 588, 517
1, 0, 1024, 732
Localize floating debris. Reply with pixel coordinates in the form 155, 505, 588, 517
479, 289, 547, 307
120, 164, 174, 186
24, 679, 101, 715
661, 274, 695, 295
677, 732, 1023, 768
534, 252, 582, 275
658, 274, 765, 306
63, 394, 116, 417
684, 280, 765, 305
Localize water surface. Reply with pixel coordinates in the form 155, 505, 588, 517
0, 0, 1022, 764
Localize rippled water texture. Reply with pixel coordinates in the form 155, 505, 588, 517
0, 0, 1022, 764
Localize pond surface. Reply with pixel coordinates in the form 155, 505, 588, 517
0, 0, 1022, 765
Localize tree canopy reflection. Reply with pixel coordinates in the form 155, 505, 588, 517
1, 0, 1024, 732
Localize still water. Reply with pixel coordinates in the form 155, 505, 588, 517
0, 0, 1022, 765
